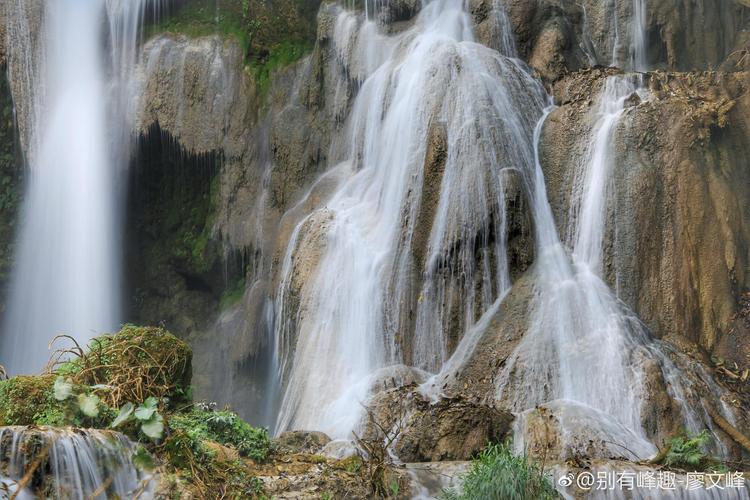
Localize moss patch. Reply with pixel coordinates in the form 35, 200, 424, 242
60, 324, 193, 408
0, 325, 272, 498
146, 0, 320, 97
0, 69, 22, 312
0, 374, 56, 426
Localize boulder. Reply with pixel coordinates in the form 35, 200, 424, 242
365, 385, 514, 462
515, 400, 658, 462
274, 431, 332, 455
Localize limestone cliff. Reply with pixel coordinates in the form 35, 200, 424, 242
540, 69, 750, 369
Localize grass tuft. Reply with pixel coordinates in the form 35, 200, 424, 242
441, 443, 559, 500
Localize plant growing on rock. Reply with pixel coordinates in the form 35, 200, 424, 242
352, 402, 408, 498
649, 430, 730, 471
168, 404, 270, 461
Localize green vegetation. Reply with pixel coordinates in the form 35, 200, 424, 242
651, 430, 729, 472
146, 2, 248, 43
664, 430, 711, 468
169, 405, 271, 461
0, 325, 271, 498
219, 276, 246, 309
441, 443, 559, 500
56, 324, 193, 408
249, 39, 312, 97
163, 407, 267, 498
165, 173, 219, 275
0, 72, 21, 302
146, 0, 320, 98
0, 374, 59, 426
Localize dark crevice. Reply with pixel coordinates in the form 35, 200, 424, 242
124, 122, 243, 336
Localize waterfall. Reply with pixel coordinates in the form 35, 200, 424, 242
0, 427, 151, 498
273, 0, 546, 437
0, 1, 151, 375
495, 79, 659, 457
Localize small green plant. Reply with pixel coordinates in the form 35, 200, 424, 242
663, 430, 711, 469
219, 277, 246, 310
53, 376, 165, 440
389, 479, 400, 497
111, 397, 165, 440
441, 443, 559, 500
52, 376, 112, 427
169, 405, 270, 461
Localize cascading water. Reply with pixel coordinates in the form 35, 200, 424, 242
0, 427, 151, 499
0, 0, 151, 375
273, 0, 546, 437
415, 0, 741, 468
495, 79, 659, 457
271, 0, 730, 453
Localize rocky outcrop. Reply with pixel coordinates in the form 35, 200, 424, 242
130, 2, 366, 422
472, 0, 750, 81
274, 430, 332, 455
0, 0, 43, 151
516, 400, 658, 461
365, 385, 514, 463
541, 70, 750, 366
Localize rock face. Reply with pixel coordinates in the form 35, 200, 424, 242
475, 0, 750, 81
274, 431, 332, 455
365, 385, 514, 463
0, 71, 21, 316
0, 0, 43, 151
129, 1, 367, 423
540, 69, 750, 365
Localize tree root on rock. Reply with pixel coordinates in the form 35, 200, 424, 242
703, 401, 750, 454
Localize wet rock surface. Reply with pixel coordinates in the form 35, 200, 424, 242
365, 385, 514, 463
541, 69, 750, 363
274, 431, 332, 455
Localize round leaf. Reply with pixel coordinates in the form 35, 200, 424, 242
77, 393, 100, 418
53, 376, 73, 401
140, 414, 164, 440
111, 402, 135, 428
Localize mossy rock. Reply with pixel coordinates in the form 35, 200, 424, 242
62, 325, 193, 407
0, 325, 193, 427
0, 374, 57, 426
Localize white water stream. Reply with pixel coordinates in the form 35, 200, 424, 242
274, 0, 741, 470
0, 426, 151, 499
273, 0, 546, 437
0, 1, 152, 375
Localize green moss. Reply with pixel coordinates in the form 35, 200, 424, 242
164, 174, 219, 274
169, 407, 270, 461
146, 1, 248, 47
249, 40, 312, 97
71, 325, 193, 407
0, 374, 56, 425
145, 0, 318, 100
335, 455, 363, 474
219, 277, 246, 310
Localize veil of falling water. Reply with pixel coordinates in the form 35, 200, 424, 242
273, 0, 714, 447
0, 0, 153, 375
273, 0, 546, 437
492, 0, 739, 459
